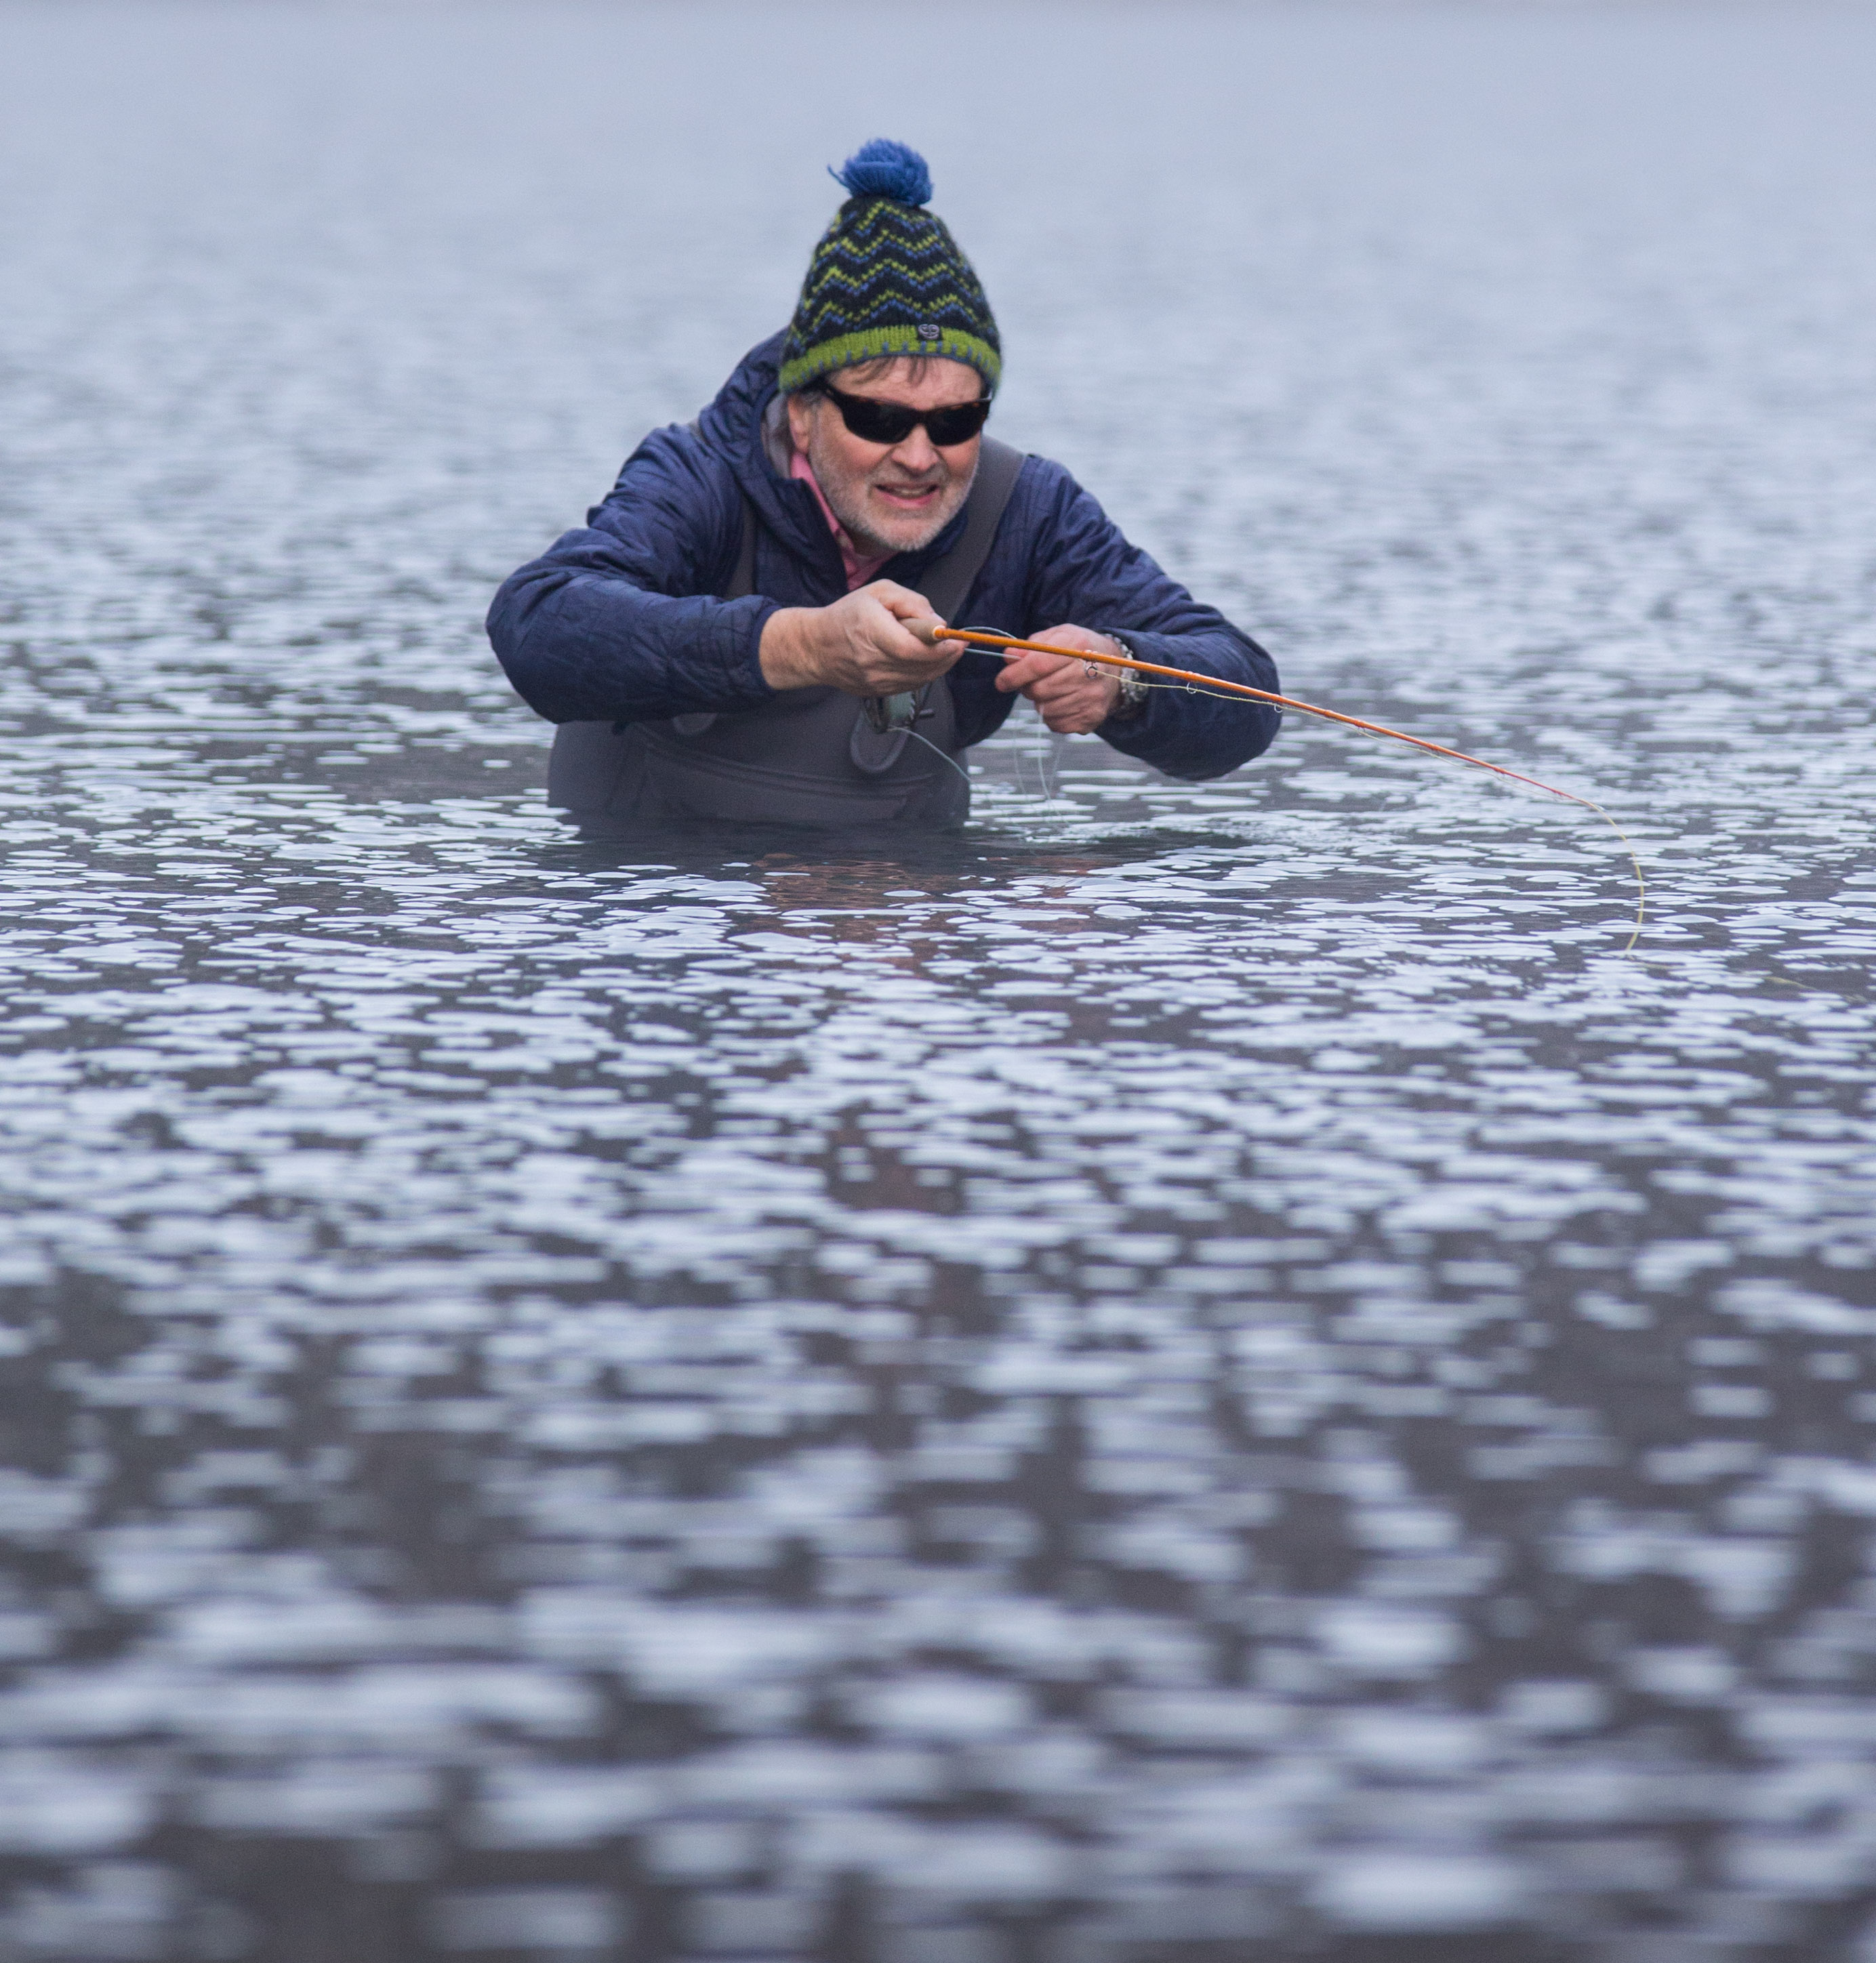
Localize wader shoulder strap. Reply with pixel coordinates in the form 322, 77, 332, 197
918, 436, 1025, 623
722, 490, 758, 600
688, 415, 760, 604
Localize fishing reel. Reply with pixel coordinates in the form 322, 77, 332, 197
862, 690, 920, 735
851, 686, 937, 777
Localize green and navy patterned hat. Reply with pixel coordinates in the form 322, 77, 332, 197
779, 140, 1000, 396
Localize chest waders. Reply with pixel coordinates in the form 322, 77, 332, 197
546, 437, 1026, 829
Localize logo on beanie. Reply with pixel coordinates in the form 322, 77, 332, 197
916, 323, 941, 342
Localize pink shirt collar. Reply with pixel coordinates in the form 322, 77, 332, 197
790, 449, 891, 590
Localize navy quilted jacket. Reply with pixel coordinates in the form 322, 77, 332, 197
487, 333, 1281, 781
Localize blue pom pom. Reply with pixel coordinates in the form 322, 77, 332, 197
830, 139, 933, 207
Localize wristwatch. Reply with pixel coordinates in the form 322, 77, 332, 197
1105, 634, 1149, 722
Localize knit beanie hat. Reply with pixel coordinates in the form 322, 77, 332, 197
778, 140, 1001, 397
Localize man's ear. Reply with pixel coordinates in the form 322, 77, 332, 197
784, 391, 816, 455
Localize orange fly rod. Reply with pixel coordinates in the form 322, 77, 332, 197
911, 621, 1645, 954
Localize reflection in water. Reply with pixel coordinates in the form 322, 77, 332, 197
3, 3, 1876, 1960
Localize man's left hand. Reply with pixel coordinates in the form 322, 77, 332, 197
994, 625, 1128, 734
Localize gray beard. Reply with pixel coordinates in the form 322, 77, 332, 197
803, 428, 979, 561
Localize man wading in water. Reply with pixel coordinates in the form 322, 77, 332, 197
488, 140, 1281, 825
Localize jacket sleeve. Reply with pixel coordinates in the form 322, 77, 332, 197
485, 427, 781, 726
1017, 464, 1281, 781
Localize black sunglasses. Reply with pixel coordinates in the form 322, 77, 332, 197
813, 380, 992, 449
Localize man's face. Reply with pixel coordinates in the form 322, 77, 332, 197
786, 356, 985, 560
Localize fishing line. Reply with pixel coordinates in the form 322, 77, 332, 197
1034, 718, 1063, 802
901, 723, 973, 789
1123, 669, 1648, 951
916, 621, 1646, 955
951, 623, 1059, 801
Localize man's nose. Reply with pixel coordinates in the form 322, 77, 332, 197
891, 426, 942, 473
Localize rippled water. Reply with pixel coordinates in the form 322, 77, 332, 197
4, 3, 1876, 1958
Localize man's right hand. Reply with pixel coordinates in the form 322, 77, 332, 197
758, 582, 961, 697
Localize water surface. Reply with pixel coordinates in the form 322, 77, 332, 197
3, 4, 1876, 1958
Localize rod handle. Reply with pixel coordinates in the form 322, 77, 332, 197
908, 617, 957, 647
